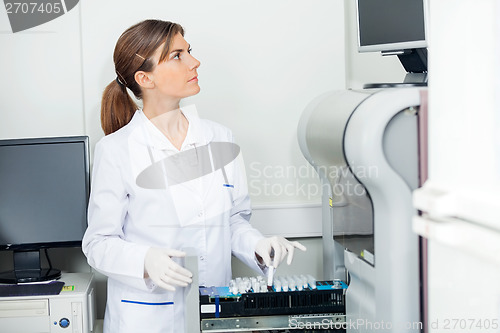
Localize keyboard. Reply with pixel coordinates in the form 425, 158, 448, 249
0, 281, 64, 297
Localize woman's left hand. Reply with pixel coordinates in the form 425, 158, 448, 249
255, 236, 307, 268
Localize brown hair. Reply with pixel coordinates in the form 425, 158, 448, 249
100, 20, 184, 135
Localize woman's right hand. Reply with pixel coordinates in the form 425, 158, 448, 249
144, 247, 193, 291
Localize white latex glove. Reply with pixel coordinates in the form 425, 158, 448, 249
255, 236, 307, 268
144, 247, 193, 291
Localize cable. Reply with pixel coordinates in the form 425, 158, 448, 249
44, 248, 53, 271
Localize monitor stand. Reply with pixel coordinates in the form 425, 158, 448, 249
364, 73, 428, 89
364, 48, 428, 89
0, 250, 61, 284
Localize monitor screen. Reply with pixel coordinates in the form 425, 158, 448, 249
0, 136, 89, 251
357, 0, 427, 53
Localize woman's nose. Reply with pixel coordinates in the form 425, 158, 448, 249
189, 54, 201, 70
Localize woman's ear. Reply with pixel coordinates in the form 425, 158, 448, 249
135, 71, 155, 90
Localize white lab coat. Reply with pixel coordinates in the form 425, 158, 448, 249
82, 107, 264, 333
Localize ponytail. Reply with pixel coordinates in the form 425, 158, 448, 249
100, 79, 137, 135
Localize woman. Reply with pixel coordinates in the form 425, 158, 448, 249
82, 19, 305, 333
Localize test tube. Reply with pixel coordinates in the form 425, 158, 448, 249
250, 277, 257, 290
281, 276, 289, 291
300, 275, 309, 289
243, 277, 251, 292
274, 279, 282, 292
291, 275, 303, 291
236, 277, 247, 294
289, 275, 296, 291
297, 275, 303, 289
306, 274, 317, 289
286, 276, 295, 291
229, 279, 238, 294
260, 280, 267, 293
252, 279, 260, 293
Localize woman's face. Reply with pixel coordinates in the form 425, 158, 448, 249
149, 33, 201, 100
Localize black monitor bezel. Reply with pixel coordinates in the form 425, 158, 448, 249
0, 135, 90, 252
356, 0, 429, 53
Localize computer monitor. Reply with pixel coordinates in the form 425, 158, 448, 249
357, 0, 427, 53
0, 136, 90, 283
356, 0, 428, 87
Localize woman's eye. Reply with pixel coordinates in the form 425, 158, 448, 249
173, 53, 181, 60
188, 48, 192, 54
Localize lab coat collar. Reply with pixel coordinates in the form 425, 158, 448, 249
137, 105, 208, 152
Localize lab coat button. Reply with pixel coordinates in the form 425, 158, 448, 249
200, 256, 205, 261
198, 211, 203, 217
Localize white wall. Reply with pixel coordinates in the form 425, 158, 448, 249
0, 5, 85, 138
